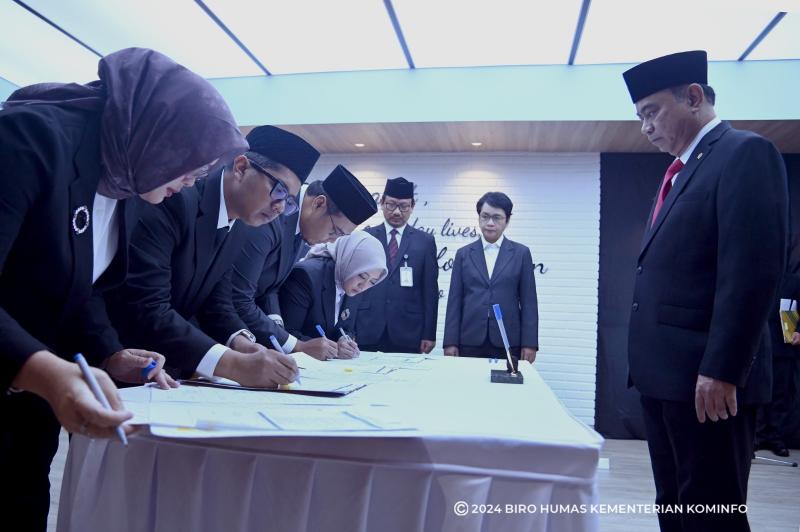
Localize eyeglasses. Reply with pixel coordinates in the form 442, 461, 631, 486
479, 213, 506, 223
383, 201, 412, 213
328, 214, 346, 237
247, 158, 299, 216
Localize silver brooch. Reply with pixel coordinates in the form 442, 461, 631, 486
71, 206, 90, 235
340, 308, 350, 321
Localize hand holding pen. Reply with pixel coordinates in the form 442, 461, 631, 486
337, 328, 360, 359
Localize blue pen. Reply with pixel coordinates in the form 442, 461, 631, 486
492, 304, 517, 374
141, 359, 157, 381
269, 335, 301, 386
315, 324, 326, 337
73, 353, 128, 445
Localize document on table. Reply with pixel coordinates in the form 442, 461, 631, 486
119, 383, 352, 408
145, 403, 415, 438
179, 376, 367, 396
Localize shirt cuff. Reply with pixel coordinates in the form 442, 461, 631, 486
226, 329, 249, 347
267, 314, 284, 325
196, 344, 227, 379
283, 335, 298, 353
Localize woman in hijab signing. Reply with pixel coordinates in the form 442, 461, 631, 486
0, 48, 248, 530
280, 230, 388, 359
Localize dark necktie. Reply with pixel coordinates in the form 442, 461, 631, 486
651, 159, 685, 226
388, 229, 399, 266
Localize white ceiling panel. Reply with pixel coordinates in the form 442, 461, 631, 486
22, 0, 263, 78
0, 2, 99, 86
393, 0, 583, 67
748, 12, 800, 60
576, 0, 782, 64
202, 0, 408, 74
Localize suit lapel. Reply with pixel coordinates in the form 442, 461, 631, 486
469, 240, 491, 285
66, 116, 103, 302
490, 238, 515, 283
322, 259, 336, 328
639, 122, 729, 259
194, 171, 222, 274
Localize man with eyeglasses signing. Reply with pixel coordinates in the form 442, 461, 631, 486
106, 126, 319, 387
232, 154, 378, 361
444, 192, 539, 364
355, 178, 440, 354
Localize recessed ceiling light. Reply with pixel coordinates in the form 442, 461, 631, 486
354, 143, 366, 148
471, 142, 483, 147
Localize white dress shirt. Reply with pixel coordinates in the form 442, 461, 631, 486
334, 285, 346, 327
196, 170, 248, 379
91, 193, 119, 284
672, 116, 722, 185
481, 234, 505, 279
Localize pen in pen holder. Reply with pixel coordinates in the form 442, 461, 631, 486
490, 304, 524, 384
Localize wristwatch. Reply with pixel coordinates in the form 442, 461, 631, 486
238, 330, 256, 343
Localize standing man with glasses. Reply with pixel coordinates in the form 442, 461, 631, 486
623, 51, 787, 532
232, 154, 378, 360
106, 126, 320, 386
355, 178, 439, 354
444, 192, 539, 363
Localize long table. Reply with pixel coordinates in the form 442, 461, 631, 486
57, 354, 603, 532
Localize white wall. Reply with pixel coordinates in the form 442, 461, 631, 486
307, 153, 600, 426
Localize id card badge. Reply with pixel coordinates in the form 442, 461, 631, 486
400, 266, 413, 287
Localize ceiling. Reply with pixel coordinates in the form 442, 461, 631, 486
1, 0, 799, 87
243, 120, 800, 154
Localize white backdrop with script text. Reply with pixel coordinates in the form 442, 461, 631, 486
307, 153, 600, 425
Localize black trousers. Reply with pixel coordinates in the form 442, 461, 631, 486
756, 356, 799, 445
0, 391, 62, 532
640, 395, 756, 532
458, 335, 520, 359
360, 327, 420, 354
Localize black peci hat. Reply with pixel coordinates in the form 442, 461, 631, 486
623, 50, 708, 104
245, 125, 321, 183
322, 165, 377, 225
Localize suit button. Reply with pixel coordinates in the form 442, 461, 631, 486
632, 302, 639, 311
636, 266, 643, 274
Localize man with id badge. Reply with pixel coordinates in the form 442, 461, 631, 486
356, 178, 439, 354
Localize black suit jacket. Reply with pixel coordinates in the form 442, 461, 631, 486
278, 256, 359, 342
0, 104, 138, 389
627, 122, 788, 404
355, 224, 439, 349
232, 212, 302, 345
443, 237, 539, 349
107, 169, 248, 377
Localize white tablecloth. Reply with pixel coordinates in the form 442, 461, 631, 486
58, 356, 603, 532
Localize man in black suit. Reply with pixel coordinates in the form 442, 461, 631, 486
443, 192, 538, 362
756, 270, 800, 457
108, 126, 322, 386
355, 177, 439, 353
623, 51, 788, 532
232, 166, 378, 360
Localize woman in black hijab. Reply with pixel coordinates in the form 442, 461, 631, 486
0, 48, 248, 529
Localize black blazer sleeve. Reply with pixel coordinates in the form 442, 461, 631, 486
443, 248, 464, 347
698, 136, 788, 385
113, 199, 217, 373
231, 224, 291, 345
519, 246, 539, 349
66, 289, 124, 367
0, 149, 50, 387
422, 234, 439, 341
279, 267, 314, 342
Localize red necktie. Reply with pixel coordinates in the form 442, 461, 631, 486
651, 158, 685, 226
388, 229, 398, 266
